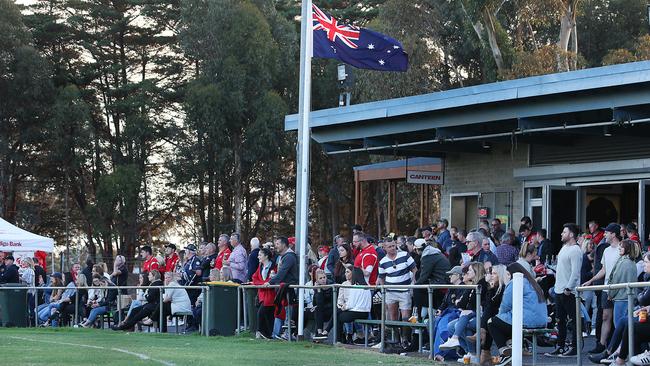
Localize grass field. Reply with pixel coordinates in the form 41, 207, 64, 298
0, 328, 428, 366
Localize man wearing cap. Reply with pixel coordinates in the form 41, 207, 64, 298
582, 223, 622, 355
140, 245, 159, 274
181, 244, 202, 306
0, 255, 19, 284
415, 238, 451, 308
164, 244, 180, 273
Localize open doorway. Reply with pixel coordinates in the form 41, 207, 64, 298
585, 183, 638, 229
451, 194, 479, 232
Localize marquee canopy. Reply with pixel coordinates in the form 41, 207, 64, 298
0, 217, 55, 253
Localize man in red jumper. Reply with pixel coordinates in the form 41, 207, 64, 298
164, 244, 180, 273
141, 245, 159, 273
353, 232, 378, 285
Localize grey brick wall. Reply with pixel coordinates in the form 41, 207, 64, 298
439, 143, 528, 231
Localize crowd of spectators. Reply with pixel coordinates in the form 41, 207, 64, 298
3, 217, 650, 366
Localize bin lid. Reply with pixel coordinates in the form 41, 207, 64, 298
204, 281, 240, 287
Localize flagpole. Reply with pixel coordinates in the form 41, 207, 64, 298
295, 0, 313, 339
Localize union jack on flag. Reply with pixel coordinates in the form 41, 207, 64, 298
311, 4, 408, 72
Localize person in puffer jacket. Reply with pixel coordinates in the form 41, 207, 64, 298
415, 241, 451, 310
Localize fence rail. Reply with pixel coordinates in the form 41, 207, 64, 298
575, 281, 650, 366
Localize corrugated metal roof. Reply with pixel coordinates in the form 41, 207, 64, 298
285, 61, 650, 131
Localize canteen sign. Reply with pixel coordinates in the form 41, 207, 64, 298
406, 170, 444, 185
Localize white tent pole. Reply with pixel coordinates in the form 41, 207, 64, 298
295, 0, 313, 338
512, 273, 524, 366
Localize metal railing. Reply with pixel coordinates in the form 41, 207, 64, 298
1, 281, 484, 357
575, 281, 650, 366
238, 283, 480, 357
0, 285, 209, 336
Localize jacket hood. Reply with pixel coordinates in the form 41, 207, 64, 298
421, 245, 441, 257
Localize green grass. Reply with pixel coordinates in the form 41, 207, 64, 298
0, 328, 428, 366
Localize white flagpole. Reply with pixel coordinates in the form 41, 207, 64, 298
295, 0, 313, 339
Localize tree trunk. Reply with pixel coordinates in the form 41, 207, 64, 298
483, 8, 505, 74
557, 1, 577, 71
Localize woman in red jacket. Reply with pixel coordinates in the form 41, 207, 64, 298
252, 247, 276, 339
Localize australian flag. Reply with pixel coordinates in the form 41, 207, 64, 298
312, 4, 408, 72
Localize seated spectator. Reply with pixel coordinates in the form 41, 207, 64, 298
252, 248, 276, 339
432, 266, 465, 361
112, 271, 162, 331
39, 272, 76, 327
486, 262, 548, 365
312, 269, 334, 340
335, 264, 361, 342
476, 238, 499, 265
80, 275, 116, 328
516, 241, 537, 275
60, 273, 88, 325
144, 272, 191, 333
324, 267, 371, 342
440, 262, 488, 361
188, 269, 220, 333
125, 272, 150, 318
478, 264, 507, 365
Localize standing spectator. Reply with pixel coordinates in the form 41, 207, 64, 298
491, 219, 505, 245
269, 236, 298, 286
352, 232, 378, 286
608, 239, 640, 330
379, 238, 417, 346
436, 219, 451, 249
181, 244, 203, 306
0, 255, 19, 283
583, 223, 622, 355
140, 245, 159, 274
164, 244, 180, 273
448, 230, 468, 267
627, 223, 640, 244
420, 226, 433, 241
518, 225, 534, 246
252, 247, 276, 339
580, 238, 597, 335
111, 255, 128, 293
589, 220, 605, 246
317, 245, 329, 270
495, 233, 519, 266
215, 235, 231, 271
415, 238, 451, 309
325, 235, 345, 280
535, 229, 553, 264
333, 243, 354, 284
81, 259, 93, 284
71, 263, 81, 282
247, 237, 261, 282
199, 243, 218, 282
226, 232, 248, 283
545, 223, 583, 357
19, 257, 36, 321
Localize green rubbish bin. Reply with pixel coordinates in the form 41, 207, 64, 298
0, 284, 29, 327
202, 281, 239, 336
244, 287, 258, 332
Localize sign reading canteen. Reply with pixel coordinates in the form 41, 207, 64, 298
407, 170, 444, 185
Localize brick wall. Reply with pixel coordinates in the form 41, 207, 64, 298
439, 143, 528, 232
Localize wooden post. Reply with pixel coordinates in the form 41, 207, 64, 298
388, 181, 397, 233
354, 170, 364, 227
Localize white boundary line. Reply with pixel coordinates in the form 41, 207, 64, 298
8, 336, 176, 366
